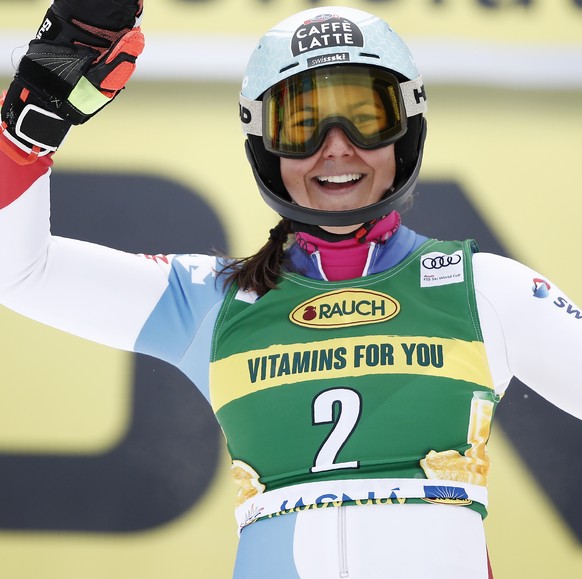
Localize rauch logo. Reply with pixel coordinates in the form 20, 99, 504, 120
289, 289, 400, 328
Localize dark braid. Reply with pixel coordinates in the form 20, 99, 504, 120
217, 218, 292, 297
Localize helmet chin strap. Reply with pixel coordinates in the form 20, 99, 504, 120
289, 217, 383, 243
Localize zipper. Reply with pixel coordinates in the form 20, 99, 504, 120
337, 506, 349, 577
362, 242, 378, 276
310, 251, 328, 281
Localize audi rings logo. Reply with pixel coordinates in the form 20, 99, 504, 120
420, 250, 465, 288
421, 254, 462, 270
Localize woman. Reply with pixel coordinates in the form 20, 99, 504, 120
1, 3, 581, 578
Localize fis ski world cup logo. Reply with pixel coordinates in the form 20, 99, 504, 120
289, 289, 400, 328
420, 250, 464, 287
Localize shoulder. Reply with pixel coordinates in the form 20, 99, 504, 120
170, 254, 230, 286
472, 252, 535, 290
152, 253, 233, 308
472, 251, 582, 346
471, 252, 544, 319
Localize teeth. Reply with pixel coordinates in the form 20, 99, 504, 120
317, 173, 362, 184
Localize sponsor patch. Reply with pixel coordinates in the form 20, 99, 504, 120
289, 289, 400, 328
420, 250, 464, 287
307, 52, 350, 67
291, 14, 364, 57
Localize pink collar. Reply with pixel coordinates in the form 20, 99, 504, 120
295, 212, 401, 281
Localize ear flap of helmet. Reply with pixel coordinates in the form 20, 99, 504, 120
246, 134, 288, 201
394, 114, 424, 192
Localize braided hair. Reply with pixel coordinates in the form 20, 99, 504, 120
218, 218, 292, 296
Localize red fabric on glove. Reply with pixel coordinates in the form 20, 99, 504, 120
99, 28, 145, 93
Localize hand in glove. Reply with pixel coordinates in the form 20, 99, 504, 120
1, 0, 145, 164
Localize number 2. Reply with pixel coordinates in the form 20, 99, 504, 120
311, 388, 362, 473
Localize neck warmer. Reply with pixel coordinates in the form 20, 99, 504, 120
295, 211, 401, 281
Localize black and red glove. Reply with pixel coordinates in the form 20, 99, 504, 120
0, 0, 145, 164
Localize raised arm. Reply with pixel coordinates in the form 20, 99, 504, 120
0, 152, 172, 350
0, 1, 170, 351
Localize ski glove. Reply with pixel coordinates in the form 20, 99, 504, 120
0, 0, 145, 164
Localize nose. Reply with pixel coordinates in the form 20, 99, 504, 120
320, 126, 354, 157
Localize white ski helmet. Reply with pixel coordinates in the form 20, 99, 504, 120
240, 6, 428, 228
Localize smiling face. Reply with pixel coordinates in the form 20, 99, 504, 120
280, 128, 397, 234
277, 81, 397, 234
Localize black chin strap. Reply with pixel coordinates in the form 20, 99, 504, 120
290, 218, 382, 244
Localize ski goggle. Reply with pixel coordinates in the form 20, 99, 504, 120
261, 65, 408, 157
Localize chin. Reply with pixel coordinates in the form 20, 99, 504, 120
320, 224, 363, 235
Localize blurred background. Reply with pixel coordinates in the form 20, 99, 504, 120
1, 1, 581, 577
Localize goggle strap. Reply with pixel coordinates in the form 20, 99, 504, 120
400, 76, 428, 117
239, 93, 263, 137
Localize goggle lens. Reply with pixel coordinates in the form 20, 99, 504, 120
263, 66, 406, 157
